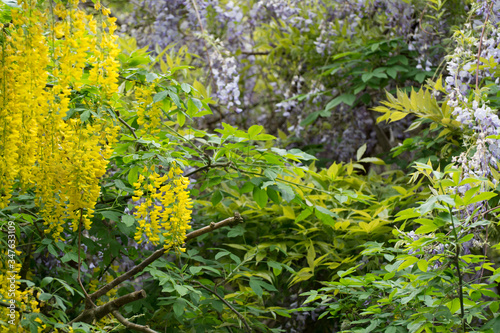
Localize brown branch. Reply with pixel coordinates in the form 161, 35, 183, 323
193, 281, 251, 332
89, 212, 243, 301
118, 116, 138, 140
70, 290, 147, 325
0, 301, 21, 311
112, 309, 158, 333
184, 162, 231, 178
240, 51, 270, 56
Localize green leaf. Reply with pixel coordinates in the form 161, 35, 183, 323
385, 326, 397, 333
325, 94, 356, 110
267, 187, 280, 204
249, 278, 263, 297
447, 298, 461, 314
315, 206, 335, 216
277, 183, 295, 202
227, 225, 245, 238
61, 251, 78, 263
295, 207, 313, 223
153, 91, 169, 103
358, 157, 385, 165
338, 264, 361, 278
127, 166, 139, 186
415, 219, 439, 234
300, 111, 320, 126
356, 143, 367, 161
240, 182, 254, 194
38, 293, 53, 301
168, 90, 183, 109
122, 215, 135, 227
47, 244, 58, 257
181, 83, 191, 93
80, 110, 91, 122
253, 187, 268, 208
40, 277, 54, 288
417, 259, 428, 272
146, 73, 158, 82
189, 266, 202, 275
248, 125, 263, 139
315, 208, 334, 226
362, 73, 373, 82
458, 233, 474, 243
211, 190, 223, 206
177, 111, 186, 126
173, 299, 185, 317
100, 211, 121, 222
465, 191, 497, 205
398, 256, 418, 271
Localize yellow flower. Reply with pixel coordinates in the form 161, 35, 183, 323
133, 164, 192, 248
0, 0, 120, 240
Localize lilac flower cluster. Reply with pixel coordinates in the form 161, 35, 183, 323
446, 26, 500, 177
210, 49, 242, 112
442, 7, 500, 253
445, 30, 500, 97
476, 0, 500, 25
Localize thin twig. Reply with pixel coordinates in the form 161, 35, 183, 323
193, 281, 251, 332
97, 256, 117, 282
184, 162, 231, 178
112, 310, 158, 333
240, 51, 270, 56
476, 2, 494, 90
118, 116, 138, 139
418, 5, 434, 36
440, 185, 465, 332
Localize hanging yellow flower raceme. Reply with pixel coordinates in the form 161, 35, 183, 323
133, 164, 193, 251
135, 82, 163, 136
0, 0, 119, 241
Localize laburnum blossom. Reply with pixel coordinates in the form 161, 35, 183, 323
135, 82, 163, 135
133, 164, 193, 251
0, 0, 120, 241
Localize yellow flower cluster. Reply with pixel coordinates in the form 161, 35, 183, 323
0, 252, 41, 332
135, 83, 163, 135
0, 0, 120, 240
133, 164, 192, 250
